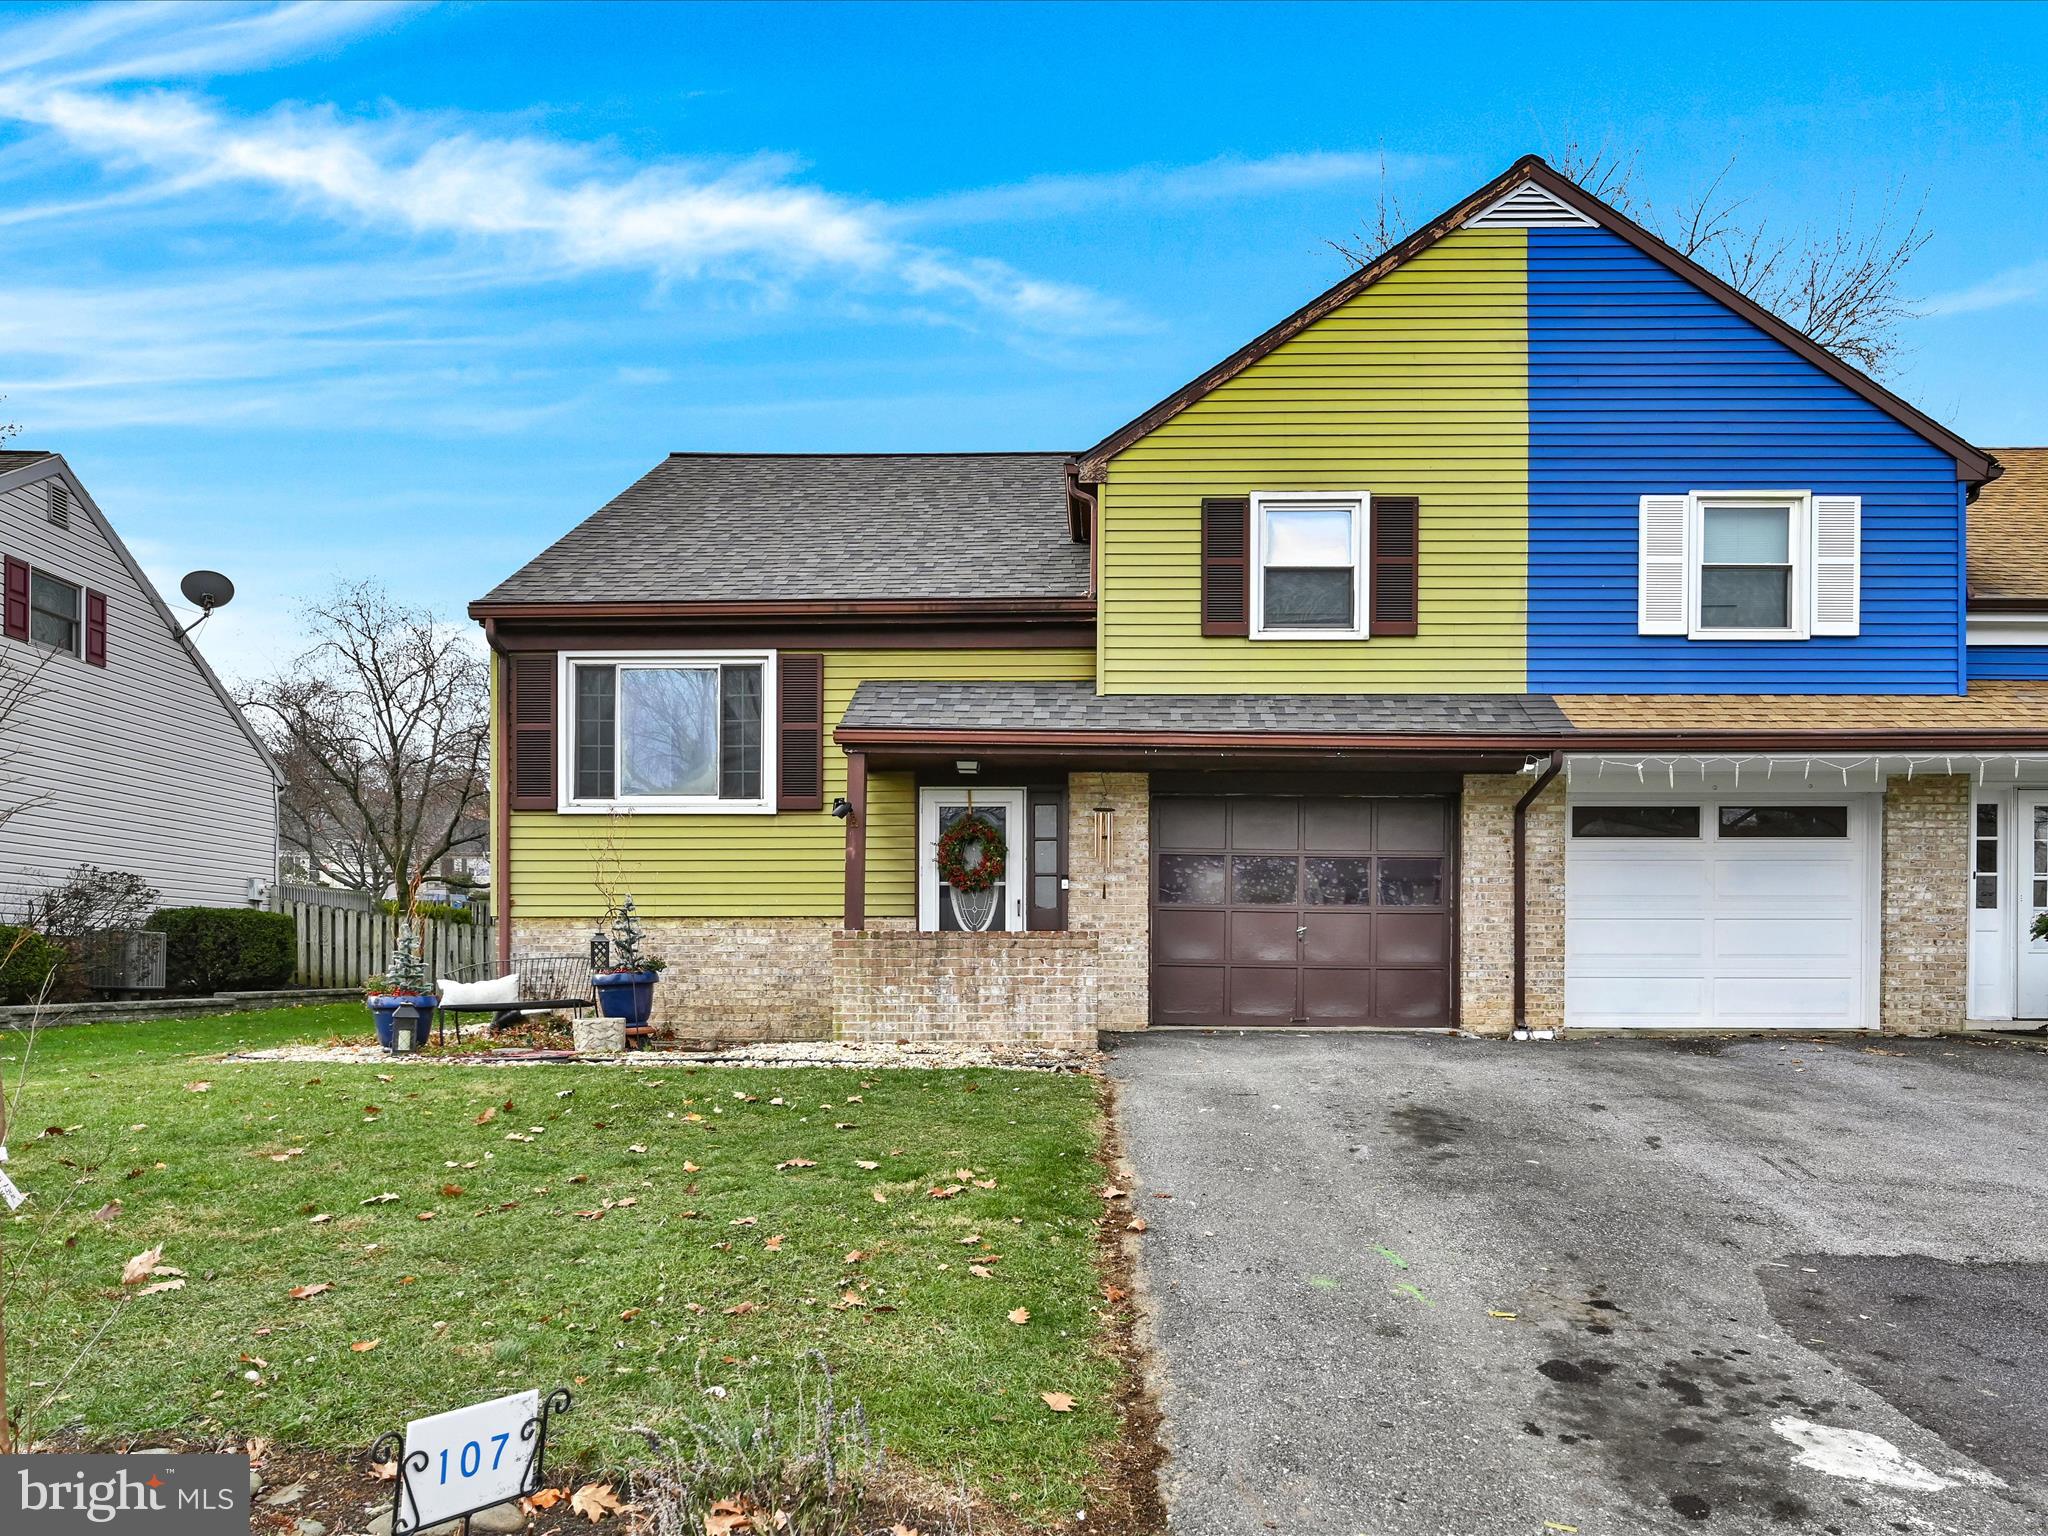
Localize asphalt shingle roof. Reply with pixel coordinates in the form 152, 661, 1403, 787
1558, 682, 2048, 733
1970, 448, 2048, 604
840, 681, 1572, 736
480, 452, 1090, 605
0, 450, 54, 474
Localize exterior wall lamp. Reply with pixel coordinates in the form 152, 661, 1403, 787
831, 796, 854, 820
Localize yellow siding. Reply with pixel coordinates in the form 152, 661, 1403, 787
1097, 227, 1528, 693
506, 647, 1094, 920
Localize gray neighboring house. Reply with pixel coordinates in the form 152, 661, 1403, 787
0, 450, 280, 915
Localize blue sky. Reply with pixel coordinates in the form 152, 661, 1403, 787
1, 0, 2045, 678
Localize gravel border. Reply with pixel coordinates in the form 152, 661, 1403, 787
223, 1038, 1098, 1073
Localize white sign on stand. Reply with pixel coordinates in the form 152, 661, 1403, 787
0, 1168, 24, 1211
389, 1390, 551, 1533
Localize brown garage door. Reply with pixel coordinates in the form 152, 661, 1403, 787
1150, 796, 1452, 1027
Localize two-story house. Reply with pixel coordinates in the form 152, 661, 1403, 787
471, 156, 2048, 1045
0, 450, 280, 917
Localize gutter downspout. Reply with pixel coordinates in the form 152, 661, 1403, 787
485, 618, 513, 973
1512, 750, 1564, 1037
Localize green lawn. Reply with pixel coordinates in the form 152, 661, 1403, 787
1, 1005, 1122, 1519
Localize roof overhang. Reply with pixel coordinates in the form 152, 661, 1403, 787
471, 595, 1096, 629
1074, 155, 1998, 487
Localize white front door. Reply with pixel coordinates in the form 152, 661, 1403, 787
917, 788, 1027, 933
2017, 796, 2048, 1018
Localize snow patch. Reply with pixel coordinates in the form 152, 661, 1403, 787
1770, 1417, 1952, 1492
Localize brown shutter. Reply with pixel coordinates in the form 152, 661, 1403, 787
776, 653, 825, 811
85, 589, 107, 666
1200, 496, 1250, 637
1370, 495, 1420, 637
3, 556, 25, 641
506, 653, 557, 810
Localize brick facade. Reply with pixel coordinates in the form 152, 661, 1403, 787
1880, 773, 1970, 1034
1457, 772, 1564, 1036
509, 916, 839, 1042
830, 929, 1100, 1049
1067, 770, 1150, 1030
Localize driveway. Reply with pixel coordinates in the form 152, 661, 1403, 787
1107, 1031, 2048, 1536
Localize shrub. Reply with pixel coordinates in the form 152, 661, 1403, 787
24, 865, 160, 940
0, 925, 68, 1005
377, 897, 474, 927
145, 908, 296, 994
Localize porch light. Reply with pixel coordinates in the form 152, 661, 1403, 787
955, 759, 979, 775
831, 796, 854, 820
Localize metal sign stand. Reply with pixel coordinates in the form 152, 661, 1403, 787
370, 1388, 572, 1536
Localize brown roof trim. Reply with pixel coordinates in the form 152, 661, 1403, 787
837, 724, 2048, 756
467, 595, 1096, 624
1967, 596, 2048, 615
1074, 154, 1997, 486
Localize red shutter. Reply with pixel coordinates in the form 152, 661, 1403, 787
85, 589, 107, 665
776, 653, 825, 811
1370, 495, 1420, 638
506, 653, 557, 810
1200, 497, 1250, 637
3, 556, 25, 641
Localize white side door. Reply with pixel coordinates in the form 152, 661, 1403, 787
917, 788, 1027, 933
2017, 796, 2048, 1019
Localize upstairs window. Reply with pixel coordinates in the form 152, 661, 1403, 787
1252, 493, 1368, 639
1638, 491, 1860, 641
29, 570, 81, 655
563, 653, 772, 811
1699, 501, 1795, 632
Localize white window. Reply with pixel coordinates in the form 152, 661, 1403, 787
29, 569, 81, 655
1636, 490, 1861, 640
558, 651, 775, 813
1251, 492, 1369, 639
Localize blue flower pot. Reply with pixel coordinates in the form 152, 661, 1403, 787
593, 970, 658, 1026
369, 994, 439, 1051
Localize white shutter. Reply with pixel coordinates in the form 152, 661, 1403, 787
1638, 495, 1690, 635
1812, 495, 1861, 636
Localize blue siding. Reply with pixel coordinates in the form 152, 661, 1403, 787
1969, 646, 2048, 681
1527, 228, 1966, 694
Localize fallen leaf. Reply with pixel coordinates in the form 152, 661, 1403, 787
890, 1525, 922, 1536
763, 1235, 784, 1251
870, 1189, 888, 1204
844, 1249, 866, 1264
90, 1200, 121, 1222
416, 1211, 437, 1222
968, 1265, 993, 1279
973, 1179, 997, 1190
855, 1159, 880, 1170
1008, 1307, 1030, 1325
524, 1487, 566, 1511
135, 1277, 186, 1296
723, 1301, 758, 1316
369, 1460, 399, 1482
308, 1213, 333, 1225
928, 1185, 963, 1201
440, 1184, 464, 1198
1099, 1185, 1126, 1200
681, 1161, 700, 1173
350, 1339, 381, 1353
569, 1490, 622, 1531
475, 1107, 498, 1125
1040, 1391, 1075, 1413
626, 1144, 649, 1155
267, 1149, 306, 1162
185, 1081, 212, 1093
703, 1496, 755, 1536
1126, 1217, 1148, 1233
730, 1216, 758, 1228
775, 1158, 817, 1171
289, 1282, 334, 1300
361, 1193, 399, 1206
120, 1246, 165, 1285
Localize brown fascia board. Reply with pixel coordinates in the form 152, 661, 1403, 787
1075, 154, 1997, 487
836, 724, 2048, 755
467, 595, 1096, 625
1966, 595, 2048, 614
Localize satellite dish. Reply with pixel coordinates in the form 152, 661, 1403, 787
179, 570, 235, 612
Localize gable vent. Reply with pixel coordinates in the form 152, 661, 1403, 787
1463, 181, 1597, 229
46, 482, 69, 529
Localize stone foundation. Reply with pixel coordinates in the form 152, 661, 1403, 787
1067, 771, 1150, 1030
831, 929, 1099, 1049
1457, 772, 1564, 1036
1880, 774, 1970, 1034
509, 917, 838, 1042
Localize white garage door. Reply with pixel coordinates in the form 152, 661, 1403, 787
1565, 798, 1875, 1030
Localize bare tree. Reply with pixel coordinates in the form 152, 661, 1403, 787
0, 651, 54, 848
244, 581, 489, 898
1332, 141, 1930, 377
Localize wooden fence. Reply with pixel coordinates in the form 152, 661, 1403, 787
282, 901, 498, 989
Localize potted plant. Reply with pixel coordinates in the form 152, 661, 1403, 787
592, 896, 663, 1027
367, 919, 438, 1051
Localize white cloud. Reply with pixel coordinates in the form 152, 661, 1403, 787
1922, 261, 2048, 318
899, 150, 1438, 228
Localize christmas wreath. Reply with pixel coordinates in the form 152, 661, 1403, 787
936, 812, 1007, 894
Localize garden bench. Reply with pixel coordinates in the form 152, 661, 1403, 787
440, 956, 656, 1048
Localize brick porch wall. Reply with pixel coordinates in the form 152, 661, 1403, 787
509, 916, 842, 1042
1067, 771, 1150, 1030
1880, 773, 1970, 1034
1457, 772, 1564, 1036
831, 929, 1099, 1049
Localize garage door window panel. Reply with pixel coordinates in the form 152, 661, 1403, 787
1718, 805, 1850, 838
1378, 858, 1444, 907
1305, 856, 1373, 906
1231, 856, 1299, 904
1158, 854, 1226, 906
1572, 805, 1702, 839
